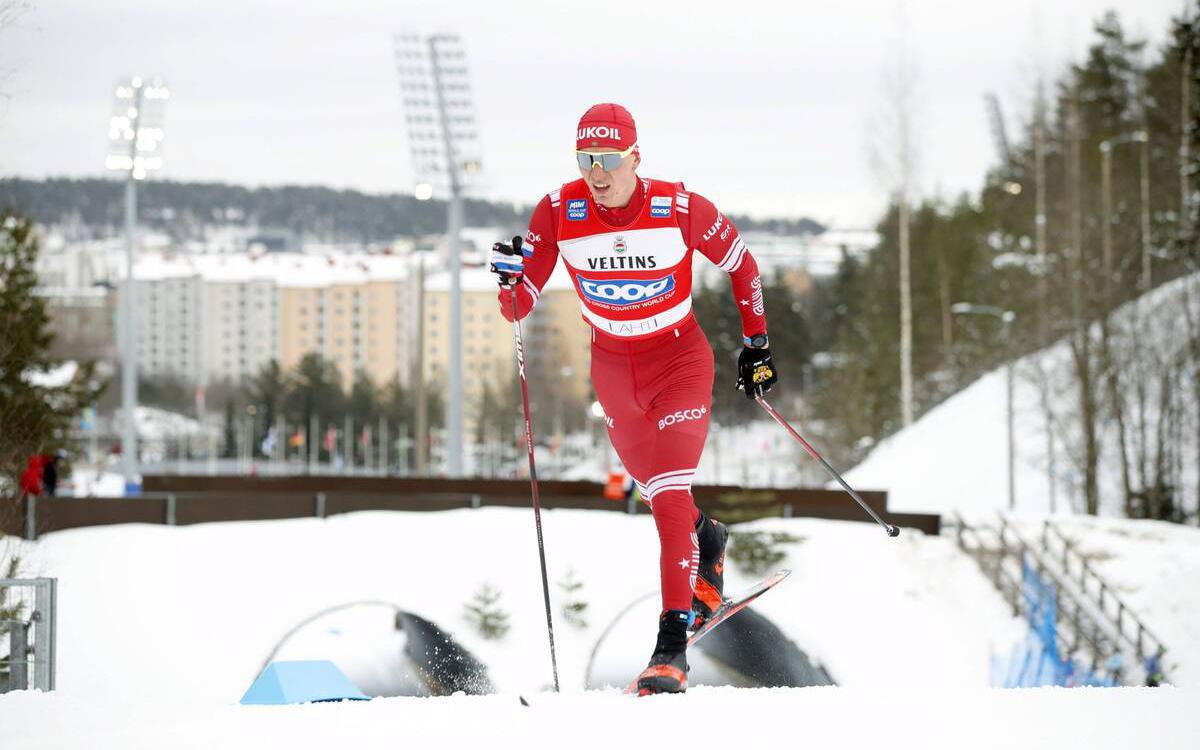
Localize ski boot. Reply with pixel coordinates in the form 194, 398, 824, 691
635, 609, 690, 695
691, 511, 728, 631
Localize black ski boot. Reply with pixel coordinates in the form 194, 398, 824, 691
635, 609, 690, 695
691, 511, 728, 630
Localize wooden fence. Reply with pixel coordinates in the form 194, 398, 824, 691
1, 475, 939, 539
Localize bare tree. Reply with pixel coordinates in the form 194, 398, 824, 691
868, 1, 921, 428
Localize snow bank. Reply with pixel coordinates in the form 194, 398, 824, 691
13, 509, 1011, 705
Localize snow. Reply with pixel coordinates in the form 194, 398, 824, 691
9, 510, 1013, 701
1, 685, 1194, 750
22, 361, 78, 389
1, 506, 1195, 746
844, 272, 1200, 518
1005, 515, 1200, 687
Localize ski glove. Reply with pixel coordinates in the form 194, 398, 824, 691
489, 237, 524, 287
736, 345, 778, 399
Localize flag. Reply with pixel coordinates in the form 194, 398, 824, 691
260, 427, 276, 456
360, 426, 372, 447
288, 430, 305, 448
324, 426, 337, 451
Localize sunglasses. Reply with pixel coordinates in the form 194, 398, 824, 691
575, 144, 636, 172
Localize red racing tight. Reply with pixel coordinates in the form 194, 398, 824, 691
591, 318, 714, 613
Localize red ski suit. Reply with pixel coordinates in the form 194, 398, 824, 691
500, 177, 767, 612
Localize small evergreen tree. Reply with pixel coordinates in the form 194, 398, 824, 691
728, 530, 804, 577
557, 568, 589, 629
464, 583, 510, 640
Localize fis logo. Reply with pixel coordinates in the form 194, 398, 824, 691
658, 405, 707, 431
578, 274, 676, 306
650, 196, 673, 218
567, 199, 588, 221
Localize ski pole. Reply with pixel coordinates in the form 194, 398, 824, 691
755, 394, 900, 537
508, 236, 561, 692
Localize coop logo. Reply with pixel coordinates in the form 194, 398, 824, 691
658, 405, 707, 431
577, 126, 621, 141
650, 195, 673, 218
577, 274, 675, 306
567, 199, 588, 221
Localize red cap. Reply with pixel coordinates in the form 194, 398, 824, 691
576, 103, 637, 151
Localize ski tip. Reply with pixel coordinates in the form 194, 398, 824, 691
519, 695, 530, 707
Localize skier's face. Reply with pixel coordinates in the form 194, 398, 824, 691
579, 147, 640, 208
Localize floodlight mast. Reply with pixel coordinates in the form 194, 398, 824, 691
427, 34, 465, 478
397, 32, 480, 477
108, 76, 167, 492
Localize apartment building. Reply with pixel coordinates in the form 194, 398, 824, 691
276, 254, 414, 388
422, 263, 592, 414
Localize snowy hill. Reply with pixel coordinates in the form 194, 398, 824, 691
844, 272, 1200, 518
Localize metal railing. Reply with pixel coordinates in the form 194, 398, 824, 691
1039, 520, 1168, 663
953, 512, 1170, 682
0, 577, 57, 692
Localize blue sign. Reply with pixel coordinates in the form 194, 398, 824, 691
567, 199, 588, 221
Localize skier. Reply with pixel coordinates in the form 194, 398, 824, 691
490, 103, 778, 694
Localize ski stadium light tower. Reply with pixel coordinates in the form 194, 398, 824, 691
106, 76, 168, 492
395, 31, 483, 477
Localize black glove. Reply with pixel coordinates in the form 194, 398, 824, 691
489, 236, 524, 287
736, 345, 778, 399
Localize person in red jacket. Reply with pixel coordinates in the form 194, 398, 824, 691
490, 103, 778, 694
20, 454, 48, 497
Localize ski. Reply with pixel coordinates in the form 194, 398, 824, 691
624, 568, 791, 695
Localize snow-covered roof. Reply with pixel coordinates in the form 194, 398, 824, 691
130, 252, 414, 287
424, 261, 576, 293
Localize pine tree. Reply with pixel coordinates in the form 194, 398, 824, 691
463, 583, 510, 640
1, 209, 104, 547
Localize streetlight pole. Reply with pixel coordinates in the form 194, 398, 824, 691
1099, 131, 1150, 301
120, 85, 143, 491
951, 303, 1017, 511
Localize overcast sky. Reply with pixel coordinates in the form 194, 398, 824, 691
0, 0, 1187, 227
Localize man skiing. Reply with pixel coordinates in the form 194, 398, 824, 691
490, 103, 778, 694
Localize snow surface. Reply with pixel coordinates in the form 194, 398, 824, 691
2, 509, 1195, 747
2, 685, 1194, 750
10, 510, 1013, 701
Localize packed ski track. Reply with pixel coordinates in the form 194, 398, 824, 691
2, 684, 1194, 749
